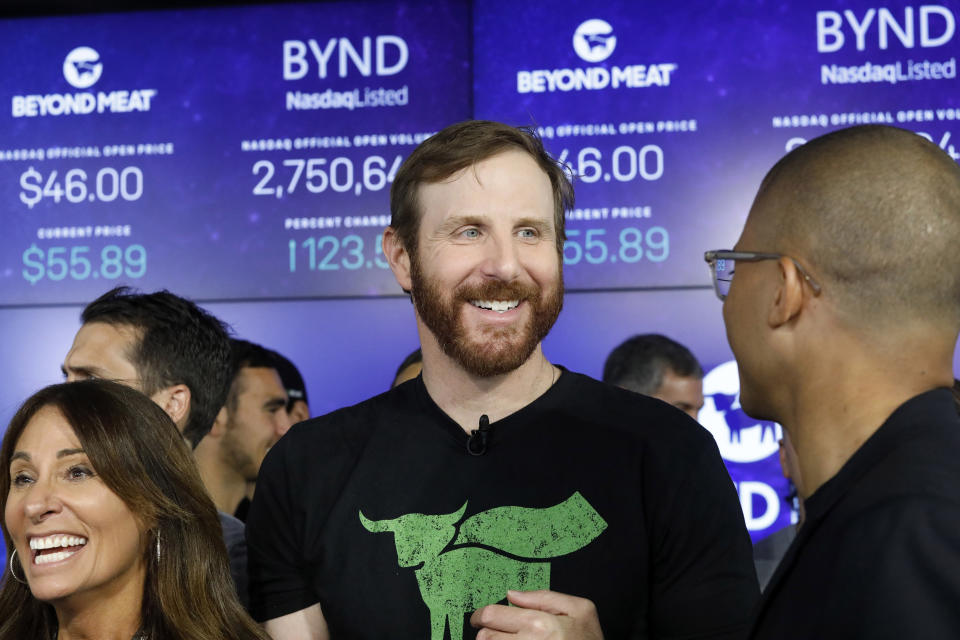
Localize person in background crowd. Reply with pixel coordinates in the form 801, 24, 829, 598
195, 339, 291, 523
269, 349, 311, 426
707, 124, 960, 638
0, 380, 268, 640
247, 120, 758, 640
60, 286, 249, 607
752, 431, 804, 590
602, 334, 705, 420
237, 349, 311, 520
391, 348, 423, 388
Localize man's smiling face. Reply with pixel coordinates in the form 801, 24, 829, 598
409, 149, 563, 377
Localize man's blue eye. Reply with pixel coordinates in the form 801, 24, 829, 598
462, 228, 479, 238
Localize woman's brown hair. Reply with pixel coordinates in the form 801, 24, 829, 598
0, 380, 268, 640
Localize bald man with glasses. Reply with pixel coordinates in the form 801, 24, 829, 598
706, 125, 960, 639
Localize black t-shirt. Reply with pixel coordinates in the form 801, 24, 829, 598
750, 388, 960, 639
247, 371, 759, 639
234, 496, 251, 523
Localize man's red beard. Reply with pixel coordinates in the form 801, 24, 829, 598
409, 254, 563, 377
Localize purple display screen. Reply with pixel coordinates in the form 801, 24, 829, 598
1, 0, 958, 555
474, 1, 960, 290
0, 1, 471, 304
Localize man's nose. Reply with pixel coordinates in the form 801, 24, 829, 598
479, 233, 521, 281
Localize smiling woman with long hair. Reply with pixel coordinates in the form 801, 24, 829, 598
0, 380, 268, 640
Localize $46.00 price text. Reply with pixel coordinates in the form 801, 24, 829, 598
20, 166, 144, 209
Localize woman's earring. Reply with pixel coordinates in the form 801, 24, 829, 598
9, 548, 27, 584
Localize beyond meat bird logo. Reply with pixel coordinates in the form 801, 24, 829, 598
63, 47, 103, 89
572, 19, 617, 63
360, 492, 607, 640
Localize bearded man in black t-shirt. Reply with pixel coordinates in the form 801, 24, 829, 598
247, 120, 759, 640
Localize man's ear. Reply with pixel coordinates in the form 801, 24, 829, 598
208, 405, 229, 439
768, 256, 806, 328
151, 384, 191, 432
382, 226, 412, 292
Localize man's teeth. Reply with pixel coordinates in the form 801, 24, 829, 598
30, 535, 87, 551
471, 300, 520, 313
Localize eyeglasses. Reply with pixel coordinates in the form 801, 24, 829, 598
703, 250, 822, 301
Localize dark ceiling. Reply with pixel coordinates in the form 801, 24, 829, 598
0, 0, 303, 17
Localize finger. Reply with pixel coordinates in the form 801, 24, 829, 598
471, 603, 546, 633
506, 589, 596, 618
475, 629, 516, 640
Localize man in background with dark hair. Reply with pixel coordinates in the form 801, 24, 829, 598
709, 125, 960, 637
64, 286, 231, 448
248, 120, 757, 640
61, 286, 249, 606
237, 347, 310, 520
602, 334, 704, 420
269, 348, 310, 425
196, 339, 291, 522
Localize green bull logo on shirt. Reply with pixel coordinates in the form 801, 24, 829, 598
359, 491, 607, 640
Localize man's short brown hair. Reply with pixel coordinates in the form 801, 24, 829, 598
389, 120, 574, 257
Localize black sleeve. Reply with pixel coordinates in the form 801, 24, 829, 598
645, 422, 761, 639
246, 429, 319, 622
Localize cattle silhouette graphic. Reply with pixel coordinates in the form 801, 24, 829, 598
71, 60, 99, 79
700, 360, 782, 463
711, 391, 778, 444
359, 491, 607, 640
584, 33, 615, 52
